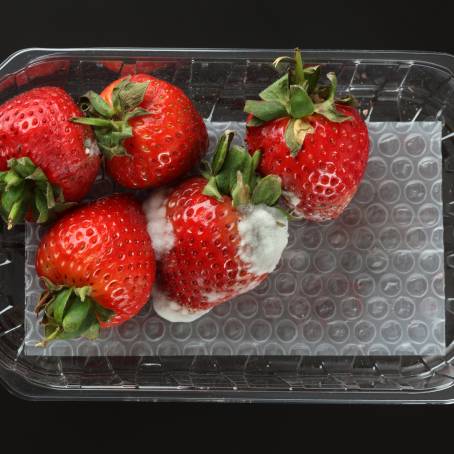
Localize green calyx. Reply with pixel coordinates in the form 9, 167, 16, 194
0, 157, 74, 230
244, 48, 356, 156
70, 76, 151, 159
202, 130, 282, 208
35, 278, 115, 346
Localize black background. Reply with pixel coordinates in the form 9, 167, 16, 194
0, 0, 453, 440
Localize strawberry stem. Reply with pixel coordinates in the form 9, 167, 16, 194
35, 279, 115, 345
202, 131, 282, 208
0, 157, 75, 229
71, 76, 151, 159
244, 48, 357, 156
293, 47, 305, 85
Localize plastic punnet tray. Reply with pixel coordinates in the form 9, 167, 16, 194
1, 48, 454, 403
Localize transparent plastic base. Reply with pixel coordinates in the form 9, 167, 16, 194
24, 121, 445, 358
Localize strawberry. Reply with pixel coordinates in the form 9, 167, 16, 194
245, 49, 369, 221
72, 73, 208, 189
35, 194, 156, 343
0, 86, 100, 229
144, 131, 288, 322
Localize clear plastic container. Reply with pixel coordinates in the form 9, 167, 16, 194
1, 48, 454, 403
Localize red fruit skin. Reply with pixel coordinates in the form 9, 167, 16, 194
36, 194, 156, 327
101, 74, 208, 189
0, 87, 100, 201
157, 178, 264, 311
246, 104, 369, 221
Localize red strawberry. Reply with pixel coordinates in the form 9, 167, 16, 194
0, 86, 100, 229
35, 194, 156, 343
245, 49, 369, 221
144, 131, 288, 322
72, 73, 208, 189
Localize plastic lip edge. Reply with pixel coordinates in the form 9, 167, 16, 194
2, 360, 454, 403
2, 47, 454, 74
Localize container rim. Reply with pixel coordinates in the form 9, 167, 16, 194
1, 46, 454, 403
2, 47, 454, 73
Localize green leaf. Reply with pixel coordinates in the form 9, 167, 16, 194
94, 303, 115, 323
111, 77, 131, 114
34, 190, 48, 223
27, 167, 47, 182
74, 79, 150, 161
202, 176, 223, 202
249, 150, 261, 192
81, 318, 100, 340
53, 201, 77, 213
81, 91, 114, 118
9, 157, 36, 178
45, 183, 56, 209
7, 197, 27, 230
100, 143, 130, 159
244, 100, 288, 122
246, 116, 265, 127
200, 160, 212, 179
289, 85, 314, 118
303, 65, 321, 93
336, 94, 357, 106
37, 284, 106, 345
43, 325, 61, 342
273, 205, 299, 221
3, 170, 22, 189
94, 128, 131, 159
251, 150, 261, 173
118, 80, 150, 112
123, 107, 150, 122
293, 48, 305, 86
52, 288, 74, 324
231, 172, 250, 207
285, 119, 301, 156
315, 105, 352, 122
43, 296, 56, 319
215, 145, 248, 194
54, 186, 65, 204
77, 307, 98, 336
259, 73, 290, 104
71, 117, 114, 128
111, 128, 134, 143
0, 172, 7, 186
40, 277, 63, 293
251, 175, 282, 206
312, 73, 352, 122
211, 130, 234, 175
325, 72, 337, 102
285, 119, 315, 156
272, 55, 294, 70
62, 298, 92, 334
0, 154, 77, 229
239, 154, 253, 192
74, 286, 91, 302
2, 181, 25, 212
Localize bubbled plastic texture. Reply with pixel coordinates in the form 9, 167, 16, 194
24, 120, 445, 356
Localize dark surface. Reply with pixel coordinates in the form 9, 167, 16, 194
0, 0, 452, 56
0, 0, 453, 424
